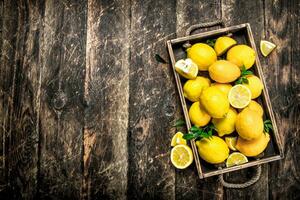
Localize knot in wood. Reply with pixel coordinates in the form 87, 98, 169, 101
52, 91, 67, 111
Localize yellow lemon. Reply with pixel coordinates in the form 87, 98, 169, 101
200, 86, 230, 118
235, 109, 264, 140
208, 60, 241, 83
225, 137, 237, 151
175, 58, 198, 79
171, 132, 187, 147
212, 107, 238, 137
242, 75, 263, 99
183, 76, 211, 102
196, 136, 229, 164
189, 102, 211, 127
214, 36, 237, 56
226, 152, 248, 167
245, 100, 264, 117
187, 43, 217, 71
211, 83, 232, 96
227, 45, 256, 69
236, 133, 270, 157
171, 144, 193, 169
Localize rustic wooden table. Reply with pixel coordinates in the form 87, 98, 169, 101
0, 0, 299, 199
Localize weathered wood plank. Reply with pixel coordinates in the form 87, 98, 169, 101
127, 0, 177, 199
0, 0, 43, 199
264, 0, 300, 199
0, 0, 19, 197
174, 1, 224, 199
222, 0, 269, 199
38, 0, 86, 199
83, 0, 130, 199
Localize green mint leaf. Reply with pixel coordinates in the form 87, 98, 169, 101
241, 65, 247, 72
155, 54, 168, 64
235, 78, 242, 85
264, 119, 273, 133
190, 126, 200, 132
242, 77, 249, 84
183, 133, 197, 140
206, 39, 216, 47
174, 119, 186, 127
264, 119, 272, 124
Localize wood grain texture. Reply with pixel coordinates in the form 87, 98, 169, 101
127, 0, 177, 199
222, 1, 269, 199
0, 0, 299, 199
83, 0, 130, 199
264, 0, 300, 199
174, 0, 224, 200
0, 0, 42, 199
38, 0, 86, 199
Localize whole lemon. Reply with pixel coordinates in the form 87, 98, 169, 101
212, 107, 238, 137
183, 76, 210, 102
235, 109, 263, 140
243, 75, 263, 99
236, 133, 270, 157
209, 60, 241, 83
211, 83, 232, 96
227, 45, 256, 69
189, 102, 211, 127
200, 86, 230, 118
214, 36, 237, 56
196, 136, 229, 164
187, 43, 217, 71
245, 100, 264, 117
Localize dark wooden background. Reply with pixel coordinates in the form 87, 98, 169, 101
0, 0, 299, 199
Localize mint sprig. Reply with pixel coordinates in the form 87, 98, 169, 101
206, 39, 216, 48
235, 66, 253, 84
183, 124, 215, 140
264, 119, 273, 133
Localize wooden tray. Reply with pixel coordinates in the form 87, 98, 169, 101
167, 23, 284, 179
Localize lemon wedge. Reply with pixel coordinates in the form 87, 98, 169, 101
171, 132, 187, 147
226, 152, 248, 167
175, 58, 198, 79
260, 40, 276, 57
225, 137, 237, 151
228, 85, 251, 109
170, 144, 193, 169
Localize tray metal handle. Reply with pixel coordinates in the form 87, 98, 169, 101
219, 165, 262, 188
183, 19, 225, 49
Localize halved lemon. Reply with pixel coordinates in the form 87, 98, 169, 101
171, 132, 187, 147
226, 152, 248, 167
228, 85, 251, 108
260, 40, 276, 57
175, 58, 198, 79
214, 36, 237, 56
225, 137, 237, 151
170, 144, 193, 169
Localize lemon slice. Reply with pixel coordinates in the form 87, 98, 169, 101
171, 132, 187, 147
228, 85, 251, 108
226, 152, 248, 167
225, 137, 237, 151
175, 58, 198, 79
260, 40, 276, 57
214, 36, 237, 56
170, 144, 193, 169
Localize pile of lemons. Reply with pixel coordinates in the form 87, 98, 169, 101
171, 36, 272, 169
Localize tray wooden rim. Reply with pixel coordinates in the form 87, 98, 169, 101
167, 23, 284, 179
